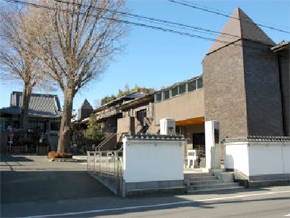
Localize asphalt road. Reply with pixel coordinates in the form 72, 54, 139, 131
1, 155, 290, 218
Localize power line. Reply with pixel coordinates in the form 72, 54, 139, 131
168, 0, 290, 34
52, 0, 238, 39
49, 0, 288, 52
4, 0, 236, 43
3, 0, 280, 51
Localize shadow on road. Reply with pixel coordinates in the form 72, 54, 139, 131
0, 155, 34, 162
1, 170, 115, 204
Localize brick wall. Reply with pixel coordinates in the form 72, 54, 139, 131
278, 49, 290, 136
203, 41, 248, 140
203, 40, 285, 140
243, 40, 283, 136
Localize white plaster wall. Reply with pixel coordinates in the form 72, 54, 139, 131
224, 142, 249, 176
248, 143, 290, 175
224, 142, 290, 176
282, 145, 290, 173
123, 139, 184, 183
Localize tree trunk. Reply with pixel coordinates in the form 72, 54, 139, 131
21, 85, 32, 133
57, 88, 74, 153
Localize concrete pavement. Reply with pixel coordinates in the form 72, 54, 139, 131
1, 155, 289, 218
0, 155, 114, 206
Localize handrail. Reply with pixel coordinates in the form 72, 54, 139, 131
95, 133, 116, 151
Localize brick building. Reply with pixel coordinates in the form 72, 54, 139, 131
90, 8, 289, 157
203, 8, 289, 140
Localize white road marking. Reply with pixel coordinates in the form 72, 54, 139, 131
20, 190, 290, 218
195, 190, 290, 202
20, 201, 192, 218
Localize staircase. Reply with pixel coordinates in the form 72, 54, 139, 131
96, 133, 117, 151
184, 169, 244, 194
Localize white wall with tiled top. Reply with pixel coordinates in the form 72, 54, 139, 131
224, 140, 290, 177
122, 137, 184, 183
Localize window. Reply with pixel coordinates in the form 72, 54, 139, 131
51, 122, 59, 131
0, 118, 8, 131
197, 77, 203, 89
179, 84, 186, 94
136, 109, 147, 125
188, 80, 196, 92
171, 87, 178, 97
164, 90, 170, 100
155, 92, 162, 102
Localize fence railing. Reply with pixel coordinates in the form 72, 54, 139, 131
87, 150, 123, 196
87, 150, 123, 177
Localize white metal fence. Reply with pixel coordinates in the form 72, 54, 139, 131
87, 150, 123, 176
87, 150, 123, 195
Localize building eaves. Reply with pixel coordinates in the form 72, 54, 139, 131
94, 91, 147, 112
117, 94, 154, 111
156, 75, 202, 92
0, 106, 21, 115
271, 41, 290, 52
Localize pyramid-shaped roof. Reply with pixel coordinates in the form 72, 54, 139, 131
80, 99, 93, 110
207, 8, 275, 54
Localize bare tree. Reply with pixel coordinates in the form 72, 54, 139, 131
0, 6, 51, 132
28, 0, 129, 152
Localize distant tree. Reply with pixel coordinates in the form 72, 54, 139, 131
83, 114, 105, 144
24, 0, 129, 152
101, 95, 117, 105
0, 6, 54, 133
135, 86, 155, 94
100, 84, 155, 105
116, 83, 129, 98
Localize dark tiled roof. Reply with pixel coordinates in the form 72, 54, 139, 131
222, 136, 290, 143
124, 133, 187, 141
1, 91, 62, 118
0, 106, 21, 115
207, 8, 275, 54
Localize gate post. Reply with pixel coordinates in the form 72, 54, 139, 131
205, 121, 221, 169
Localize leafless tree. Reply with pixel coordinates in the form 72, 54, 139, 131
0, 6, 52, 132
28, 0, 129, 152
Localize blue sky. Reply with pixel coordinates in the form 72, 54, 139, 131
0, 0, 289, 111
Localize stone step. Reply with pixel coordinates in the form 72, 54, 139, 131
184, 169, 243, 194
189, 179, 224, 186
185, 176, 218, 182
185, 172, 213, 176
188, 182, 241, 191
184, 172, 214, 178
187, 185, 245, 194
